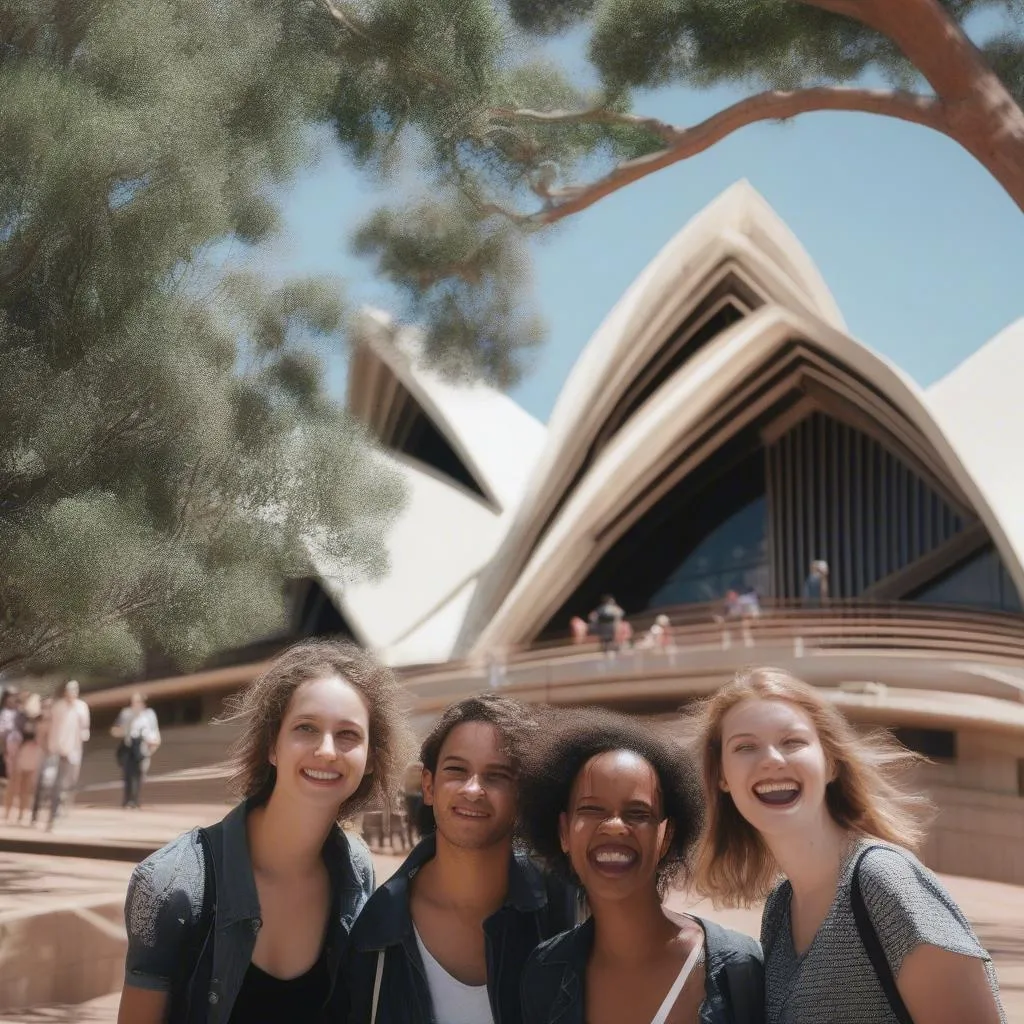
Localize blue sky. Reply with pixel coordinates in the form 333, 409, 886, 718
252, 14, 1024, 425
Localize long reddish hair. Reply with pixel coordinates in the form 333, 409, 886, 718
691, 667, 931, 906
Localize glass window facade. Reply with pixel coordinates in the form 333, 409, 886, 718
909, 546, 1022, 613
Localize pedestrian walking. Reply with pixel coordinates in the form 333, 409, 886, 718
32, 679, 90, 830
111, 692, 162, 809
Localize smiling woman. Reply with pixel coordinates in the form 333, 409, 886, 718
116, 640, 413, 1024
518, 708, 764, 1024
692, 668, 1008, 1024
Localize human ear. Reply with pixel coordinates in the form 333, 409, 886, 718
558, 811, 570, 854
658, 820, 675, 861
421, 767, 435, 807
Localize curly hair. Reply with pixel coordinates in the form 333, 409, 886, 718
417, 693, 540, 833
219, 639, 414, 821
690, 667, 932, 906
519, 707, 704, 895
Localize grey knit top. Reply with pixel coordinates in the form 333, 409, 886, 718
760, 839, 1006, 1024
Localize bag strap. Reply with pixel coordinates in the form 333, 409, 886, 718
850, 847, 914, 1024
370, 949, 385, 1024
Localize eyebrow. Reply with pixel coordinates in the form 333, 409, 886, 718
439, 755, 513, 770
291, 714, 364, 729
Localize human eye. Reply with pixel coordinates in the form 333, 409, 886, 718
443, 764, 466, 775
783, 736, 808, 748
625, 808, 653, 823
732, 742, 756, 753
295, 723, 317, 734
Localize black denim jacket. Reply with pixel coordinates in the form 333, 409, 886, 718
123, 799, 375, 1023
520, 915, 765, 1024
343, 834, 578, 1024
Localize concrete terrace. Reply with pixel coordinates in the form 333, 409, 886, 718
0, 805, 1022, 1021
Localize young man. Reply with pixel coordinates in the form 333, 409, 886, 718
32, 679, 90, 830
344, 694, 577, 1024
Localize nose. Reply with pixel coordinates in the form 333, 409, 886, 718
758, 744, 786, 769
598, 814, 630, 835
461, 773, 485, 798
315, 732, 337, 760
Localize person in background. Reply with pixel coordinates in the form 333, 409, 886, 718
0, 688, 20, 784
802, 560, 830, 607
32, 679, 90, 830
117, 639, 412, 1024
111, 692, 162, 809
569, 616, 589, 645
693, 666, 1006, 1024
589, 595, 625, 657
344, 694, 578, 1024
402, 759, 424, 849
3, 693, 44, 823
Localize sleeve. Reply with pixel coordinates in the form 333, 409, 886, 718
123, 832, 205, 992
859, 846, 989, 979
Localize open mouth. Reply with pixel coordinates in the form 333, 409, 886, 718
587, 844, 639, 875
752, 780, 801, 807
301, 768, 344, 785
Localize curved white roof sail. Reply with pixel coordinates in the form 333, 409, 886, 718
348, 309, 546, 514
926, 317, 1024, 598
455, 180, 848, 653
466, 304, 1024, 655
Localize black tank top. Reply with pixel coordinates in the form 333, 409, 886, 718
227, 949, 329, 1023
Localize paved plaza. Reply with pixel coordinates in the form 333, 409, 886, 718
0, 805, 1021, 1021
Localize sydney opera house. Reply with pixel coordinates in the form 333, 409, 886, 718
86, 182, 1024, 885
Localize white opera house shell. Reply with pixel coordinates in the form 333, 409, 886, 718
318, 180, 1024, 670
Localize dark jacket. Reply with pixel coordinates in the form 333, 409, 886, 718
344, 834, 578, 1024
122, 799, 375, 1024
520, 915, 765, 1024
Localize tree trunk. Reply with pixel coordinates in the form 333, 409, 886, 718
844, 0, 1024, 211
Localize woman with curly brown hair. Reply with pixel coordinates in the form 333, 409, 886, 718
518, 708, 764, 1024
693, 667, 1006, 1024
117, 640, 413, 1024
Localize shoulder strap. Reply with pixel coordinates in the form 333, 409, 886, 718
850, 847, 914, 1024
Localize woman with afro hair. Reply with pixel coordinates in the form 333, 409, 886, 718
518, 707, 764, 1024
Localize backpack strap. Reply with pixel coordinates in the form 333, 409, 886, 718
850, 846, 914, 1024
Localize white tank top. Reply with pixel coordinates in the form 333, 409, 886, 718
413, 925, 495, 1024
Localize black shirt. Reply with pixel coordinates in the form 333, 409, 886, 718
227, 951, 329, 1024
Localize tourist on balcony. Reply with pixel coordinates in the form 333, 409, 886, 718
518, 708, 765, 1024
31, 678, 90, 830
692, 667, 1007, 1024
589, 595, 625, 656
111, 692, 162, 809
117, 640, 412, 1024
343, 694, 579, 1024
802, 560, 830, 606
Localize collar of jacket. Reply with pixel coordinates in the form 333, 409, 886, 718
351, 832, 548, 951
211, 798, 365, 930
532, 913, 746, 986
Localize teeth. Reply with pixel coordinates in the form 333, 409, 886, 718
594, 850, 636, 864
754, 781, 799, 794
454, 808, 487, 817
303, 769, 341, 781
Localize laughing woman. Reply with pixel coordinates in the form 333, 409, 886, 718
117, 641, 411, 1024
694, 667, 1007, 1024
519, 708, 764, 1024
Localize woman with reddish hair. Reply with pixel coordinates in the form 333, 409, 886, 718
692, 667, 1006, 1024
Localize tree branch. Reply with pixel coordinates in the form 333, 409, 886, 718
508, 87, 946, 226
488, 105, 682, 145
